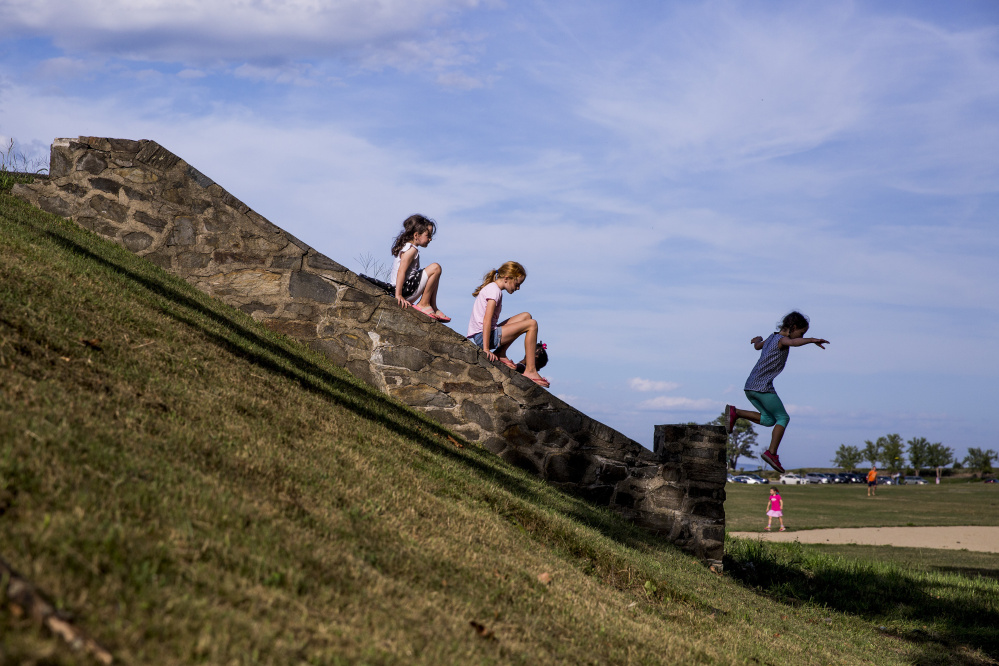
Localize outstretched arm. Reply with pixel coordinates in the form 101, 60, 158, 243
781, 336, 829, 349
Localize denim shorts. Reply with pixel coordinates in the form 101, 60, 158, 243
468, 326, 502, 351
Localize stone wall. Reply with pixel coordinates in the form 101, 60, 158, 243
13, 137, 726, 566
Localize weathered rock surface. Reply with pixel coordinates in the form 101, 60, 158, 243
14, 137, 726, 566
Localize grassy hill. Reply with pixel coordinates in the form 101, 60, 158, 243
1, 185, 997, 664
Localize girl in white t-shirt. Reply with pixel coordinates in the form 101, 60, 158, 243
390, 214, 449, 322
466, 261, 549, 388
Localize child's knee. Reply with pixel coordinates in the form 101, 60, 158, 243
760, 414, 776, 428
776, 414, 790, 428
428, 263, 442, 274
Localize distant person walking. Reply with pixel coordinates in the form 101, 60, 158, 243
390, 214, 450, 321
725, 312, 829, 474
765, 487, 785, 531
867, 465, 878, 497
466, 261, 549, 388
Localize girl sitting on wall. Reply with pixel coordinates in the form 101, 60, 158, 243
466, 261, 549, 388
390, 214, 450, 322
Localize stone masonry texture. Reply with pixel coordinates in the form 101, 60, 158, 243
13, 137, 727, 566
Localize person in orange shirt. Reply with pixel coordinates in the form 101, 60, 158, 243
867, 465, 878, 497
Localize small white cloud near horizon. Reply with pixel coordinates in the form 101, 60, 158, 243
637, 396, 720, 411
628, 377, 680, 392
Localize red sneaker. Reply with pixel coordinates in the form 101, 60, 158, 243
725, 405, 737, 433
761, 450, 785, 473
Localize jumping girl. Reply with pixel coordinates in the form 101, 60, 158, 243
765, 487, 785, 531
390, 214, 450, 322
466, 262, 549, 388
725, 311, 828, 474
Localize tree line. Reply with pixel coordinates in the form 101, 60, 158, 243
832, 435, 996, 476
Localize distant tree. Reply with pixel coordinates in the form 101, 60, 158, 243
925, 442, 954, 469
906, 437, 930, 475
832, 444, 863, 471
963, 448, 997, 476
862, 439, 881, 467
708, 410, 758, 471
876, 434, 905, 473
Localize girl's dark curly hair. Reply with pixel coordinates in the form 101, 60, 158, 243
779, 311, 810, 332
391, 214, 437, 257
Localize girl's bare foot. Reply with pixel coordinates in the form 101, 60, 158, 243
433, 310, 451, 322
523, 370, 550, 388
497, 357, 517, 370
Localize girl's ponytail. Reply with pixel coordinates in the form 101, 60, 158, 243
473, 269, 498, 296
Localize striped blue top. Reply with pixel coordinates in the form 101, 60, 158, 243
744, 332, 788, 393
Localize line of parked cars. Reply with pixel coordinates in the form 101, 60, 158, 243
776, 472, 861, 484
772, 472, 929, 485
727, 472, 932, 485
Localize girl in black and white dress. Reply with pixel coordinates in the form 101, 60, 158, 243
390, 214, 449, 322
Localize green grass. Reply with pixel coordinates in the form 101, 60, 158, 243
2, 189, 998, 664
803, 544, 999, 582
724, 483, 999, 531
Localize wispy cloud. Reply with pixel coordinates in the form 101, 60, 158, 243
636, 396, 720, 412
628, 378, 680, 392
0, 0, 489, 67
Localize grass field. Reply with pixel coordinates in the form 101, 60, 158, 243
724, 482, 999, 531
2, 186, 998, 664
724, 482, 999, 585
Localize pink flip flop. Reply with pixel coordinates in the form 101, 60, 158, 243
414, 305, 441, 320
528, 375, 550, 388
434, 311, 452, 323
498, 358, 517, 370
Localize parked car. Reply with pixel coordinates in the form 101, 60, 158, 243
877, 476, 893, 485
903, 476, 927, 485
984, 478, 996, 484
805, 472, 830, 484
732, 475, 749, 483
844, 473, 866, 483
829, 473, 851, 484
732, 474, 767, 484
779, 473, 808, 485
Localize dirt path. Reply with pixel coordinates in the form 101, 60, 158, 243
728, 526, 999, 553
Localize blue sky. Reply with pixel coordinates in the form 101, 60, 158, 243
2, 0, 997, 469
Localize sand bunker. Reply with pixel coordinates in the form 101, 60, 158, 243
728, 526, 999, 553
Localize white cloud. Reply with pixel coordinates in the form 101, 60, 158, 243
232, 63, 325, 86
436, 70, 487, 90
636, 396, 720, 411
628, 378, 680, 392
33, 56, 95, 80
568, 4, 999, 192
0, 0, 488, 66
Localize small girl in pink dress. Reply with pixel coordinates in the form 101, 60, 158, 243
765, 487, 785, 532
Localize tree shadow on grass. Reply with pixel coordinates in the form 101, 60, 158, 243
726, 538, 999, 663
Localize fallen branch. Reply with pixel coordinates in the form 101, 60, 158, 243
1, 555, 113, 665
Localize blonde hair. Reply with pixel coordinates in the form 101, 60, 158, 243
472, 261, 526, 296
